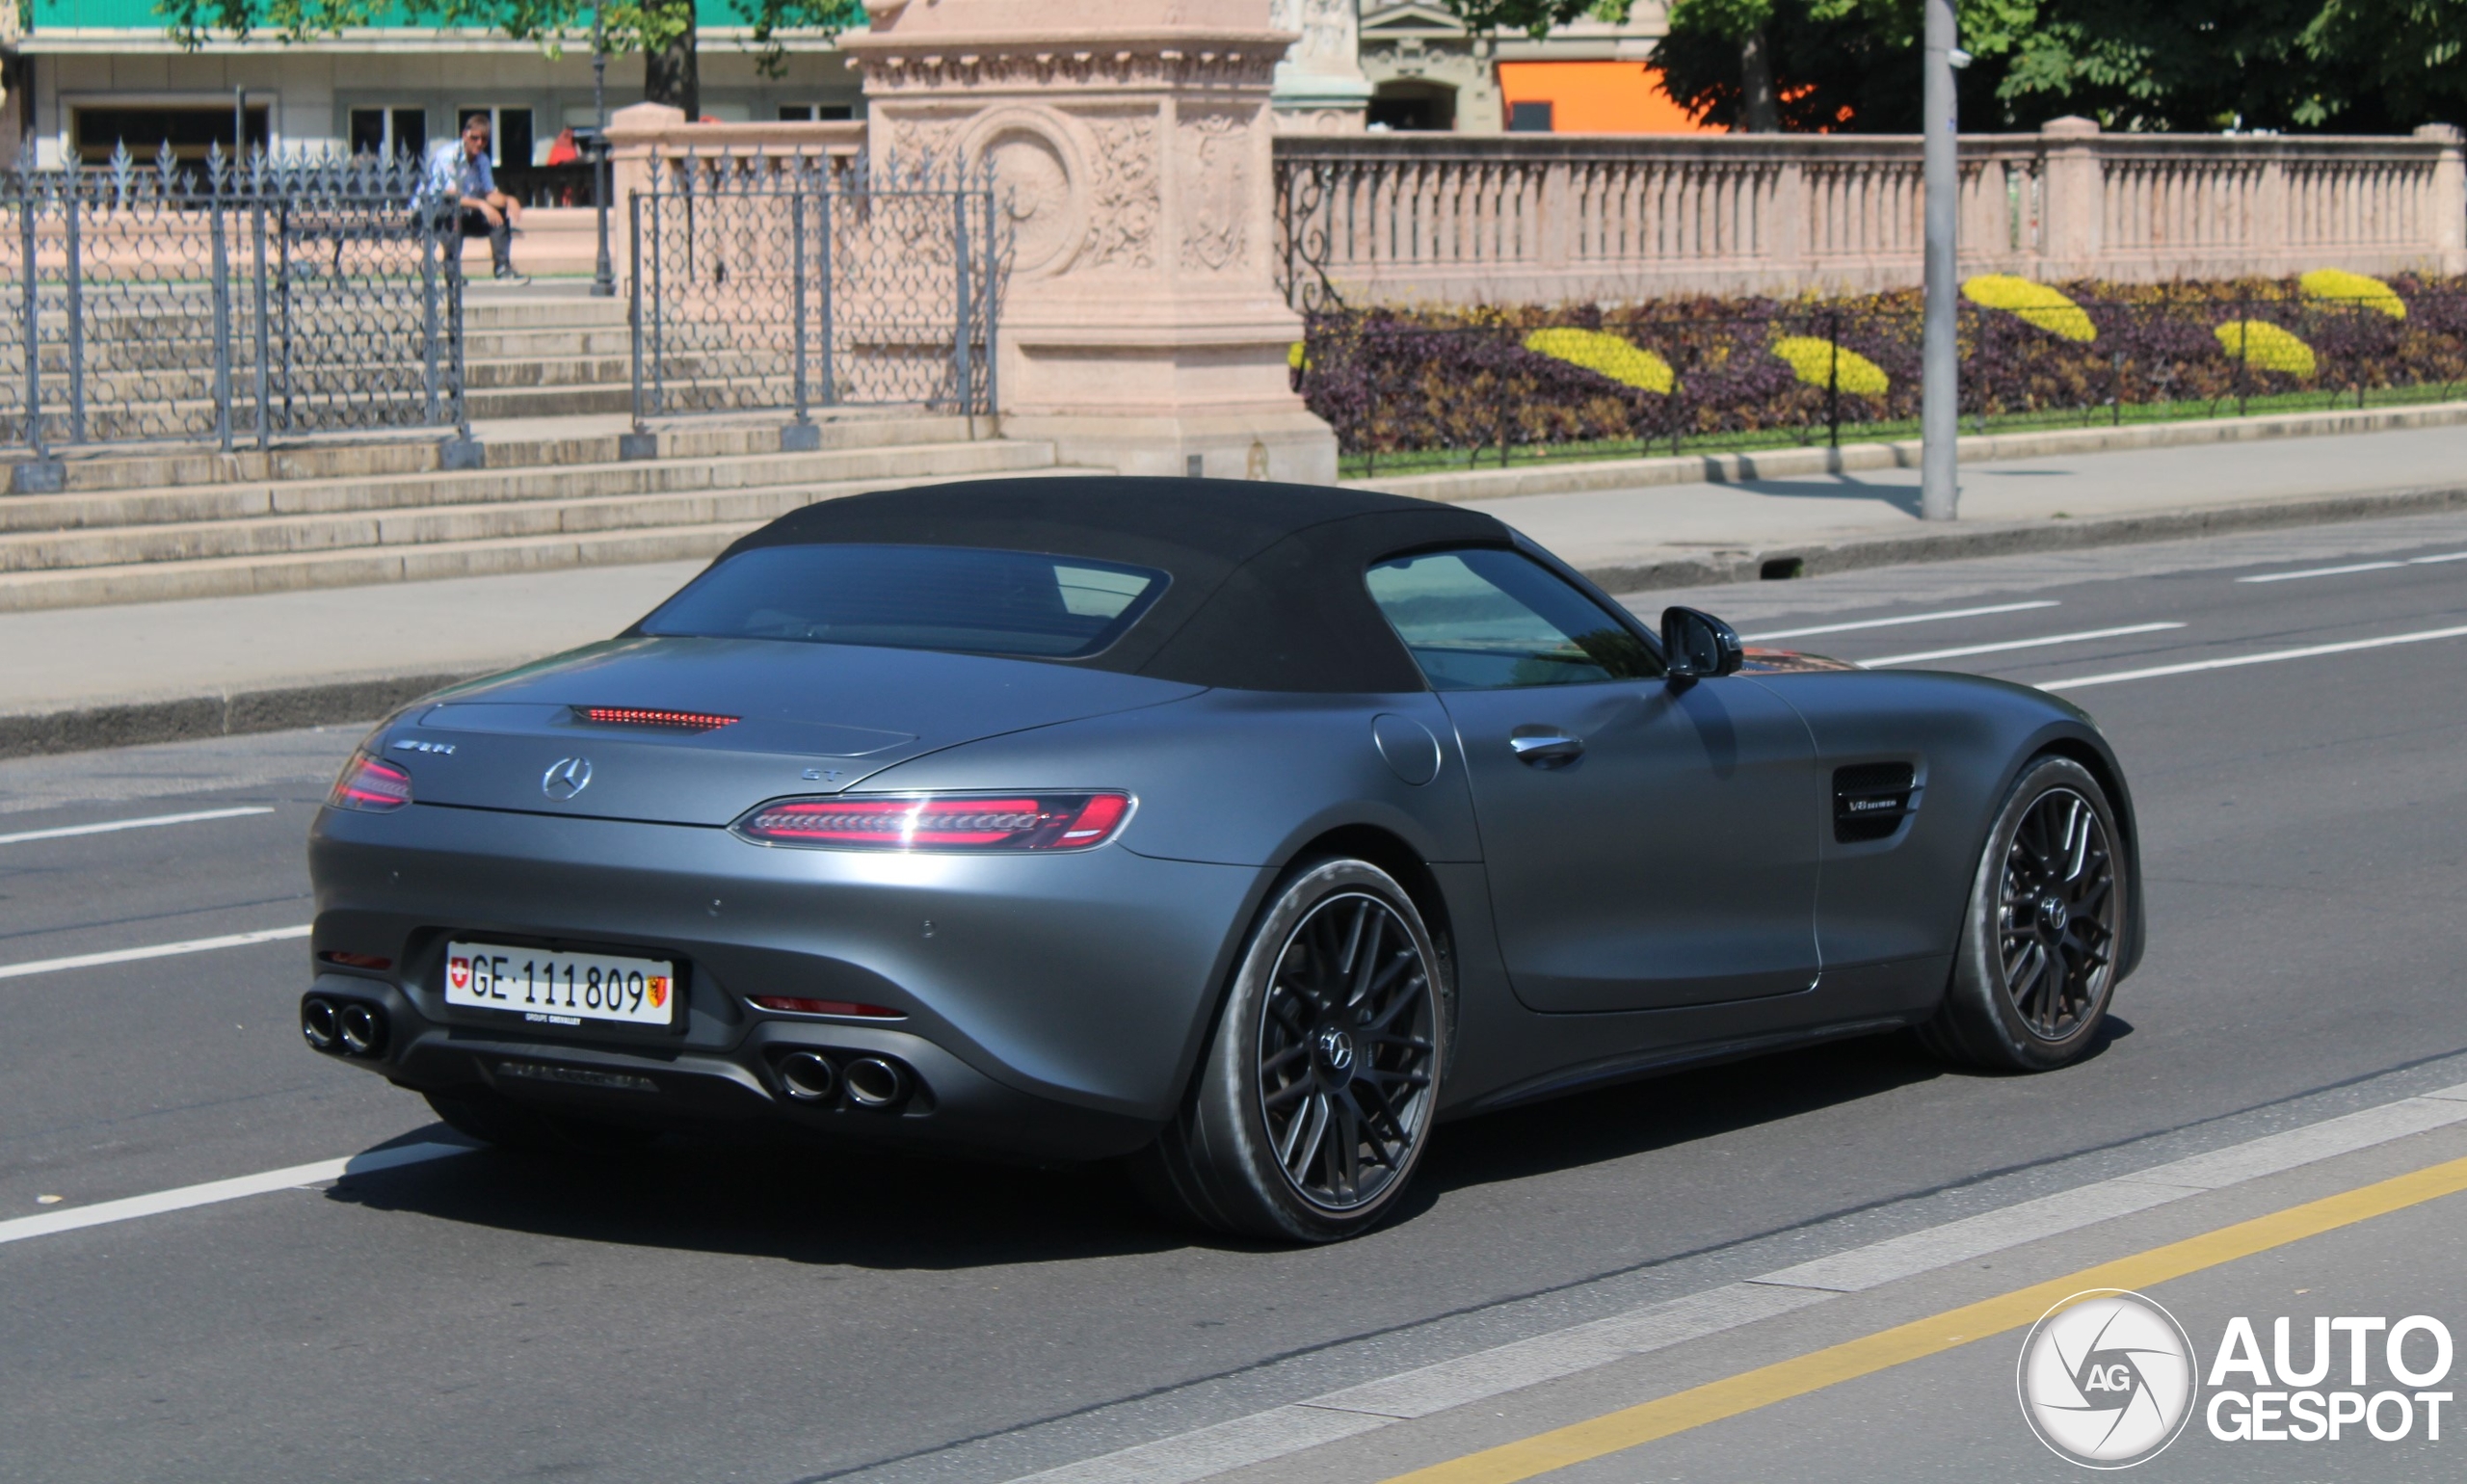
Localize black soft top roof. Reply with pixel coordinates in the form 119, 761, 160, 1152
719, 476, 1518, 692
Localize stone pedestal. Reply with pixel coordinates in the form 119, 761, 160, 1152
1269, 0, 1372, 133
845, 0, 1338, 484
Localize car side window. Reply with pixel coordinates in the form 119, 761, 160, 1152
1365, 548, 1661, 690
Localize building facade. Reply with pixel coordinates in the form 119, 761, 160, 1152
1359, 1, 1708, 135
3, 0, 864, 184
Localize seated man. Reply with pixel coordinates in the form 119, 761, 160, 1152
425, 115, 527, 284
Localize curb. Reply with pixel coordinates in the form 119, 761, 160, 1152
1347, 398, 2467, 505
0, 673, 479, 762
1578, 480, 2467, 596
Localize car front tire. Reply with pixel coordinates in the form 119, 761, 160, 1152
1138, 859, 1447, 1243
1920, 755, 2129, 1072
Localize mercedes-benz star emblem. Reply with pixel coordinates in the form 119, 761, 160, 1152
542, 756, 594, 801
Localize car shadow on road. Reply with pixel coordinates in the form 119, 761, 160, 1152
323, 1020, 2134, 1264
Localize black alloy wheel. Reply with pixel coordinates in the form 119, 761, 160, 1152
1920, 755, 2129, 1072
1256, 890, 1437, 1213
1137, 859, 1447, 1242
1996, 786, 2118, 1041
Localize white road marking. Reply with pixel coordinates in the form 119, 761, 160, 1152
0, 806, 275, 847
2044, 623, 2467, 690
0, 1142, 467, 1247
0, 923, 311, 982
1744, 600, 2059, 642
2238, 551, 2467, 583
1007, 1078, 2467, 1483
1860, 622, 2184, 667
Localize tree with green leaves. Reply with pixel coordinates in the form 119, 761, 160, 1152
1654, 0, 2467, 134
159, 0, 867, 120
1434, 0, 1632, 37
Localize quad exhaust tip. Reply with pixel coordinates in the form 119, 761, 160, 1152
304, 996, 386, 1058
842, 1056, 908, 1109
778, 1050, 838, 1101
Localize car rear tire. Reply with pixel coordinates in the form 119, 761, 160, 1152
1137, 859, 1447, 1243
1919, 756, 2128, 1072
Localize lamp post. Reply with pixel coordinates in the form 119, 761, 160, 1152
590, 1, 616, 297
1919, 0, 1959, 520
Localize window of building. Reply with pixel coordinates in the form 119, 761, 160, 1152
71, 103, 267, 165
456, 106, 535, 167
347, 107, 428, 162
1508, 101, 1555, 133
1367, 81, 1454, 132
778, 104, 856, 121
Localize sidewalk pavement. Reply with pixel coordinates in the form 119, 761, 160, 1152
7, 421, 2467, 756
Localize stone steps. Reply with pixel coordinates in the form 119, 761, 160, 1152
0, 437, 1058, 567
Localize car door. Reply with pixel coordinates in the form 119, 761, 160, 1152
1365, 547, 1821, 1013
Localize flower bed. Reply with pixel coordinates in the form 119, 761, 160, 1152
1296, 275, 2467, 471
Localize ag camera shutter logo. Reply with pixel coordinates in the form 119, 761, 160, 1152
2017, 1289, 2198, 1468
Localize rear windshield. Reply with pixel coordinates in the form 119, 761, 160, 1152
638, 543, 1168, 659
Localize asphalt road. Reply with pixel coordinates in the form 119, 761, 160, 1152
3, 509, 2465, 1484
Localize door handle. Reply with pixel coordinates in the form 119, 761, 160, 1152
1510, 731, 1583, 767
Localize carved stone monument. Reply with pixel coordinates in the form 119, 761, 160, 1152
1269, 0, 1372, 133
844, 0, 1338, 483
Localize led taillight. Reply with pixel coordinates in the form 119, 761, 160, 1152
328, 752, 411, 812
581, 706, 738, 731
732, 792, 1133, 852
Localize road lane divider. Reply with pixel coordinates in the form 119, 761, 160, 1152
1381, 1152, 2467, 1484
0, 923, 311, 982
0, 1142, 469, 1248
0, 806, 276, 847
2044, 622, 2467, 690
1008, 1080, 2467, 1484
1744, 600, 2060, 643
1860, 622, 2184, 668
2237, 550, 2467, 583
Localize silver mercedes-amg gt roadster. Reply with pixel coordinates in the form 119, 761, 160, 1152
305, 478, 2141, 1241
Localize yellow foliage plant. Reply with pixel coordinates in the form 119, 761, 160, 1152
2299, 268, 2405, 320
1770, 335, 1889, 397
1961, 274, 2097, 342
2214, 319, 2319, 378
1522, 328, 1678, 395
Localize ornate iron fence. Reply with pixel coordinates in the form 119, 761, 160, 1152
627, 152, 1004, 440
0, 146, 469, 476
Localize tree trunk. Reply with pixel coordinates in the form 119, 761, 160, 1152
644, 0, 701, 120
1740, 29, 1780, 133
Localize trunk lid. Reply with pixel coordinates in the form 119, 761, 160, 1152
382, 637, 1204, 826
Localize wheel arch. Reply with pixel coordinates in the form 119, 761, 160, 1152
2011, 728, 2147, 984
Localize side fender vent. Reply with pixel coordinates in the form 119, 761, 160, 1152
1835, 762, 1918, 843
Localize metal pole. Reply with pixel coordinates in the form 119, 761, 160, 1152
1919, 0, 1959, 520
818, 170, 836, 407
19, 198, 43, 460
790, 187, 809, 424
251, 198, 272, 450
627, 193, 646, 434
591, 1, 615, 298
980, 186, 996, 425
232, 87, 247, 163
421, 202, 441, 426
211, 192, 232, 452
63, 172, 83, 445
952, 189, 971, 415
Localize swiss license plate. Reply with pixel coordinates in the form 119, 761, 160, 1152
444, 942, 678, 1028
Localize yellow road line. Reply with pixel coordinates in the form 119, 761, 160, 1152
1384, 1152, 2467, 1484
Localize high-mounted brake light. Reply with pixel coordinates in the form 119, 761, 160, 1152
328, 752, 412, 812
581, 706, 738, 731
733, 792, 1133, 852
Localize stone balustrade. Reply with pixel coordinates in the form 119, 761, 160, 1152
1277, 119, 2467, 305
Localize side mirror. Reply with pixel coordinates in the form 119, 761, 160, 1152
1662, 606, 1743, 679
